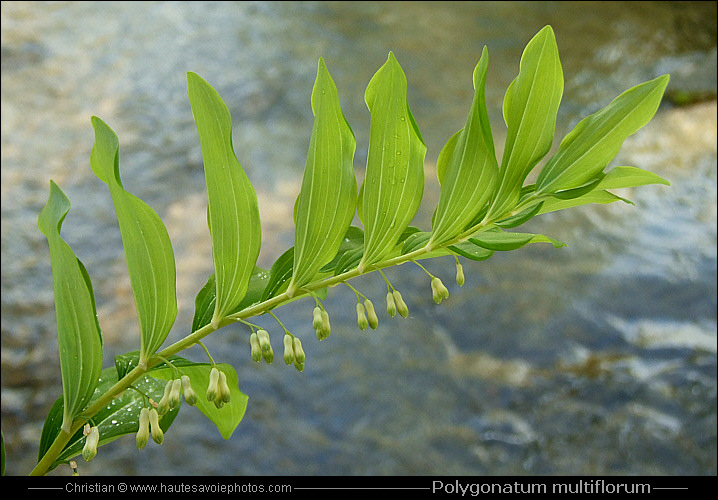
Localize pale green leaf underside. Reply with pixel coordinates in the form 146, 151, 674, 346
290, 58, 357, 293
449, 241, 494, 261
37, 366, 179, 471
38, 181, 103, 433
431, 46, 498, 247
402, 230, 432, 254
487, 25, 564, 220
90, 117, 177, 362
596, 165, 670, 190
187, 72, 262, 324
495, 201, 544, 228
470, 227, 566, 251
435, 129, 462, 186
539, 190, 631, 214
358, 52, 427, 270
537, 165, 669, 214
151, 361, 248, 440
536, 74, 670, 193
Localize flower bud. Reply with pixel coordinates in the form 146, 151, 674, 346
263, 345, 274, 364
257, 330, 274, 363
386, 291, 397, 317
322, 309, 331, 335
157, 379, 173, 415
218, 370, 231, 404
149, 408, 163, 444
431, 277, 442, 304
283, 334, 294, 365
82, 425, 99, 462
136, 407, 150, 449
317, 310, 331, 340
181, 375, 198, 406
292, 337, 305, 364
456, 260, 465, 286
312, 306, 323, 330
438, 278, 450, 300
364, 299, 379, 329
356, 302, 368, 330
393, 290, 409, 318
256, 329, 270, 350
169, 378, 182, 409
250, 332, 262, 362
206, 367, 220, 402
431, 277, 449, 304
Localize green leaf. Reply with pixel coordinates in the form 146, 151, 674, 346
469, 227, 566, 251
369, 227, 437, 263
536, 74, 670, 193
319, 225, 365, 273
430, 47, 499, 247
448, 241, 494, 261
533, 165, 669, 216
192, 274, 217, 334
192, 267, 270, 332
551, 173, 605, 200
538, 190, 633, 215
113, 351, 186, 380
435, 129, 461, 186
113, 352, 248, 440
598, 165, 670, 190
289, 58, 357, 295
150, 360, 248, 440
37, 365, 179, 471
402, 231, 432, 254
357, 52, 427, 271
487, 25, 564, 220
187, 72, 262, 327
495, 201, 544, 228
38, 181, 104, 433
261, 247, 295, 301
334, 247, 365, 276
90, 117, 177, 365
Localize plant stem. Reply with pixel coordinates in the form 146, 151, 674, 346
31, 210, 510, 476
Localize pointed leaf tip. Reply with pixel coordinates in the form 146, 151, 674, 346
430, 45, 498, 247
188, 71, 262, 321
38, 180, 103, 433
536, 73, 670, 193
89, 116, 121, 186
38, 180, 70, 236
359, 49, 426, 267
89, 117, 177, 363
291, 57, 357, 290
487, 24, 563, 220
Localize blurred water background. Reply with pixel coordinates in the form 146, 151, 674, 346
1, 1, 716, 476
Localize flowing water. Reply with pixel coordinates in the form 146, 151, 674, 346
1, 1, 716, 475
